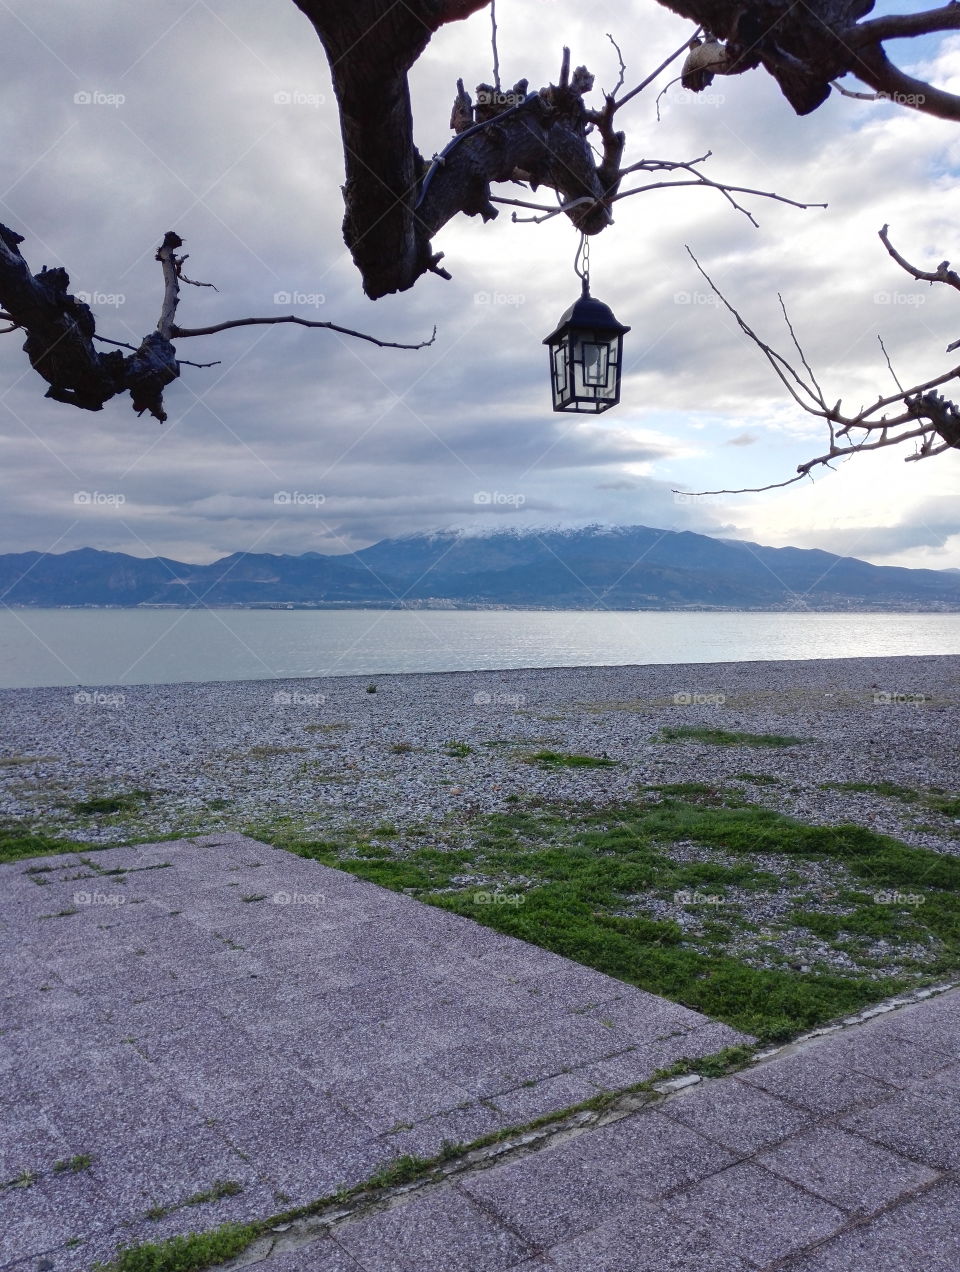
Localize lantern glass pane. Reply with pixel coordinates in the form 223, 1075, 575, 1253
552, 341, 569, 402
581, 340, 609, 387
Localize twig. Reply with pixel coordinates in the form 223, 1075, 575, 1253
172, 316, 437, 350
613, 178, 825, 228
614, 30, 701, 111
878, 223, 960, 293
655, 75, 685, 121
682, 243, 960, 490
779, 293, 826, 403
878, 335, 904, 392
830, 80, 881, 101
606, 33, 627, 97
490, 0, 500, 91
499, 195, 598, 224
93, 334, 138, 351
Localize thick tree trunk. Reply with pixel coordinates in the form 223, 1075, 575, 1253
294, 1, 490, 298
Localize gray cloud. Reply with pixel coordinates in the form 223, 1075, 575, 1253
1, 1, 959, 567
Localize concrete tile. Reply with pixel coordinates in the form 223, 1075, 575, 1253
335, 1184, 535, 1272
840, 1086, 960, 1169
118, 1179, 281, 1244
1, 1171, 112, 1260
460, 1111, 738, 1248
375, 1101, 513, 1162
783, 1180, 960, 1272
578, 993, 719, 1037
144, 1019, 281, 1098
737, 1050, 897, 1114
5, 1225, 131, 1272
546, 1202, 751, 1272
80, 1117, 258, 1220
757, 1124, 939, 1213
580, 1047, 673, 1091
821, 1025, 953, 1088
660, 1075, 814, 1152
489, 1072, 600, 1123
210, 1083, 379, 1205
0, 1109, 72, 1178
458, 1142, 638, 1247
858, 996, 960, 1061
329, 1061, 476, 1133
668, 1161, 845, 1265
578, 1109, 743, 1192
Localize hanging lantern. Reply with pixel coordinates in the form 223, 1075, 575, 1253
543, 279, 631, 413
543, 233, 630, 414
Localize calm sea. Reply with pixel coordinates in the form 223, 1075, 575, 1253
0, 609, 958, 690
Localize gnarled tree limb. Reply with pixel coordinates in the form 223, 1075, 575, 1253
0, 225, 433, 417
657, 0, 960, 119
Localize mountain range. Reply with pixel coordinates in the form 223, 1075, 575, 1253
2, 525, 960, 610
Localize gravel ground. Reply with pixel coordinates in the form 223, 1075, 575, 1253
0, 654, 957, 852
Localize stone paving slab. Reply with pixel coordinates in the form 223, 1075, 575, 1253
279, 988, 960, 1272
0, 834, 750, 1270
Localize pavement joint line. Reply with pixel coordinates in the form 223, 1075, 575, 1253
182, 983, 960, 1270
195, 1090, 663, 1269
759, 1170, 960, 1272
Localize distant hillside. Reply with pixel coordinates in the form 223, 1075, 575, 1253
3, 526, 960, 610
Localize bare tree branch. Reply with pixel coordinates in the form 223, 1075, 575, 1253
849, 4, 960, 47
878, 223, 960, 294
681, 242, 960, 492
172, 315, 437, 349
849, 42, 960, 121
0, 225, 434, 418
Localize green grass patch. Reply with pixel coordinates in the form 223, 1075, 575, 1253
444, 742, 473, 758
822, 781, 960, 819
733, 772, 782, 785
94, 1223, 254, 1272
53, 1154, 93, 1173
72, 790, 153, 816
268, 794, 960, 1043
654, 1044, 757, 1080
655, 726, 807, 747
526, 751, 619, 769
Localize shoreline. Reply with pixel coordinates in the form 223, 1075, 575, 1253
0, 649, 958, 697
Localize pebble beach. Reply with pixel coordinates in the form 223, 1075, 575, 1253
1, 653, 957, 852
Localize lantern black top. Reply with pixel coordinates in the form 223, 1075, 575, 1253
542, 291, 631, 345
543, 282, 630, 414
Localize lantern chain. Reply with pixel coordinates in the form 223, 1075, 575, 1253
574, 232, 590, 297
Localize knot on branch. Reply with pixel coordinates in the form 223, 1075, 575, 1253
124, 332, 180, 424
906, 389, 960, 447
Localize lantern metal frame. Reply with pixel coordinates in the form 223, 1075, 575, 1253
543, 236, 630, 414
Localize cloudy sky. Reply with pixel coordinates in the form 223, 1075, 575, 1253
2, 0, 959, 569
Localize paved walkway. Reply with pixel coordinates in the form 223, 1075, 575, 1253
271, 987, 960, 1271
1, 835, 745, 1270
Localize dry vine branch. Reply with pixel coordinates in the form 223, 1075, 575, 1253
676, 243, 960, 495
0, 225, 434, 419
